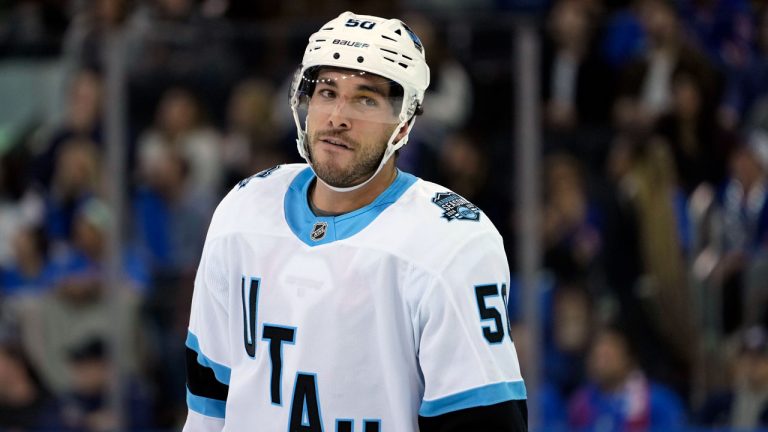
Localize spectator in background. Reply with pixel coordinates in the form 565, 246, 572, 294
61, 337, 152, 431
698, 325, 768, 428
721, 8, 768, 132
542, 0, 613, 134
13, 199, 145, 396
630, 138, 696, 383
0, 224, 56, 298
538, 282, 596, 432
601, 136, 643, 299
133, 147, 211, 424
17, 259, 143, 397
654, 69, 733, 194
32, 68, 103, 189
134, 146, 210, 277
738, 10, 768, 136
127, 0, 242, 126
63, 0, 138, 72
614, 0, 718, 134
57, 198, 148, 292
601, 0, 647, 70
0, 0, 69, 57
678, 0, 753, 72
568, 325, 687, 432
708, 136, 768, 332
546, 284, 595, 400
542, 152, 602, 284
221, 78, 293, 190
541, 0, 616, 171
44, 137, 101, 250
0, 336, 69, 431
511, 321, 569, 432
602, 137, 697, 395
0, 147, 44, 268
137, 87, 223, 202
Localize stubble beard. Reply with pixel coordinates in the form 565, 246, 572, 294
306, 129, 388, 188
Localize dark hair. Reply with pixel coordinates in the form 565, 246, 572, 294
598, 321, 639, 362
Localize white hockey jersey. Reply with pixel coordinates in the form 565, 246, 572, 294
184, 164, 526, 432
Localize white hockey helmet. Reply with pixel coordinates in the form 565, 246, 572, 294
290, 11, 431, 191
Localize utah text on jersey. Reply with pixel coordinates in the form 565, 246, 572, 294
184, 164, 527, 431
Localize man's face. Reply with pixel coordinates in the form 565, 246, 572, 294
305, 68, 401, 188
588, 331, 633, 389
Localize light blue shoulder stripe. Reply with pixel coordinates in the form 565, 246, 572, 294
187, 388, 226, 419
186, 331, 231, 385
284, 167, 418, 247
419, 380, 527, 417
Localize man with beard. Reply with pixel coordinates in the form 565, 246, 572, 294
183, 11, 527, 432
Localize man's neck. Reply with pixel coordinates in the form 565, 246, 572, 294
309, 164, 398, 215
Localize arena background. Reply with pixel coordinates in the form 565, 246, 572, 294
1, 0, 767, 430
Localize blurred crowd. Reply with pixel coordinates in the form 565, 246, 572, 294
0, 0, 768, 430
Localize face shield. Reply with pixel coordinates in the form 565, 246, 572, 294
291, 66, 411, 143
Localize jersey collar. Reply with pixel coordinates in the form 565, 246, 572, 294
284, 167, 417, 246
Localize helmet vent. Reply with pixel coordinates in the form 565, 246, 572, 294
402, 54, 413, 60
383, 57, 396, 63
322, 27, 334, 30
381, 35, 397, 42
380, 48, 397, 55
394, 29, 402, 35
398, 62, 409, 69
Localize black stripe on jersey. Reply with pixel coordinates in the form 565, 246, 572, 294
185, 347, 229, 401
418, 399, 528, 432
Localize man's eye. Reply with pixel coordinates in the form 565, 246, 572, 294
359, 96, 378, 107
318, 89, 335, 98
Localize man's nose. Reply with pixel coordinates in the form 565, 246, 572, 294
327, 99, 351, 129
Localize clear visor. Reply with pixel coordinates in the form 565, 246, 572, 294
291, 67, 405, 128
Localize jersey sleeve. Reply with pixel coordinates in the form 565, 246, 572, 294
183, 235, 232, 432
414, 231, 527, 431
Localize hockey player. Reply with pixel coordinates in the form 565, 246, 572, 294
184, 11, 527, 432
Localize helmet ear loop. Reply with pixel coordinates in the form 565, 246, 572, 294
391, 97, 420, 152
392, 116, 418, 151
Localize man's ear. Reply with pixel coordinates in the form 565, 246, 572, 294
393, 120, 411, 143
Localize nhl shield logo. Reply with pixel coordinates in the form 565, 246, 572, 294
310, 222, 328, 241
